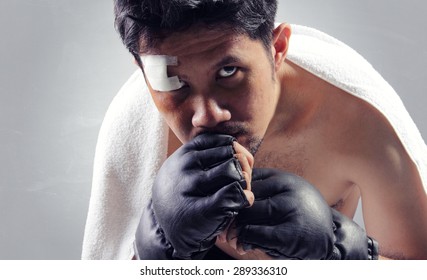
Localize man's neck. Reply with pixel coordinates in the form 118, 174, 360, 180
264, 60, 324, 140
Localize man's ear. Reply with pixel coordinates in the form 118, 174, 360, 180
132, 53, 144, 69
133, 56, 143, 69
133, 57, 139, 66
271, 23, 292, 72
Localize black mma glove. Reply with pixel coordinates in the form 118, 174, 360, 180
234, 168, 379, 260
330, 208, 379, 260
135, 134, 250, 259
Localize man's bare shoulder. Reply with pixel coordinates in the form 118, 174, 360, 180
288, 61, 415, 183
311, 74, 427, 259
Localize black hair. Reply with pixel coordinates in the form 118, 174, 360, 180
114, 0, 278, 60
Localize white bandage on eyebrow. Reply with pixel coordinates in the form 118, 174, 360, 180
140, 55, 185, 92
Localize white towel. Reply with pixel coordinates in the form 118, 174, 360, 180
81, 24, 427, 259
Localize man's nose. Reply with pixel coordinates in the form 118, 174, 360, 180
191, 95, 231, 128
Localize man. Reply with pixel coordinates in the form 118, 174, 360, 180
82, 0, 427, 259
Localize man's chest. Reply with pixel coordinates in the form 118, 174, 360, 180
253, 123, 360, 213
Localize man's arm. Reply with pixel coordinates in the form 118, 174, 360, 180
348, 109, 427, 259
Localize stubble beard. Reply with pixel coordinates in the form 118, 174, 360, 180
247, 135, 264, 156
219, 122, 264, 156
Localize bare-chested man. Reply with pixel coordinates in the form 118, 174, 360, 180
109, 0, 427, 259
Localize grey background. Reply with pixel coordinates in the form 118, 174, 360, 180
0, 0, 425, 259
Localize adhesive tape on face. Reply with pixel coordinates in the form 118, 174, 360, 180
140, 55, 185, 92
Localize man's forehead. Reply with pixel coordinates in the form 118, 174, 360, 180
142, 25, 247, 57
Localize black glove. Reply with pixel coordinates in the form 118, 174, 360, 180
330, 208, 379, 260
234, 168, 379, 260
135, 134, 250, 259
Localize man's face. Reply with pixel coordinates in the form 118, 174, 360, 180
141, 25, 281, 155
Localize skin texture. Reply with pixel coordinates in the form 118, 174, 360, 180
142, 23, 427, 259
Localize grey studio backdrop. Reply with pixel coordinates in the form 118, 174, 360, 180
0, 0, 425, 259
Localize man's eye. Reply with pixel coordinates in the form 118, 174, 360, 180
218, 66, 237, 78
